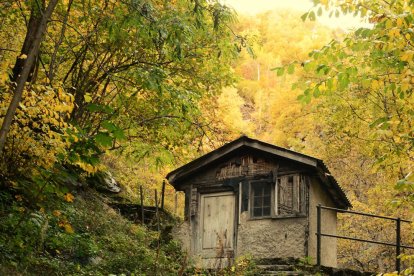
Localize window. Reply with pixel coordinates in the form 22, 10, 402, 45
250, 174, 307, 218
251, 182, 271, 217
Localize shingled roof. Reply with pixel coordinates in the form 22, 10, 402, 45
167, 136, 351, 209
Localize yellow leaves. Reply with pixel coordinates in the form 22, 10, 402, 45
388, 28, 400, 38
67, 93, 75, 103
75, 161, 99, 174
371, 79, 380, 90
71, 134, 79, 143
0, 84, 77, 169
63, 223, 74, 234
64, 193, 75, 202
385, 19, 393, 29
396, 17, 404, 28
0, 71, 8, 85
84, 93, 92, 103
58, 219, 75, 234
318, 82, 327, 92
52, 210, 62, 217
401, 81, 410, 92
19, 54, 28, 59
400, 50, 414, 62
18, 102, 26, 111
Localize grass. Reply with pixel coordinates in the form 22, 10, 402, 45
0, 187, 186, 275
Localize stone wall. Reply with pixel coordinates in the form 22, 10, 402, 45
236, 212, 307, 259
172, 220, 191, 254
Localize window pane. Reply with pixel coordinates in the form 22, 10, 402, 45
263, 195, 270, 206
262, 207, 270, 216
253, 207, 262, 217
254, 196, 263, 207
263, 183, 271, 194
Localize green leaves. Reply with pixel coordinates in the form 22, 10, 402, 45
287, 63, 295, 74
95, 132, 113, 148
337, 72, 350, 90
301, 11, 316, 21
101, 121, 117, 132
316, 64, 330, 75
94, 120, 126, 148
85, 103, 114, 114
297, 88, 312, 104
308, 11, 316, 21
271, 63, 296, 76
369, 117, 389, 129
300, 12, 308, 22
272, 67, 284, 76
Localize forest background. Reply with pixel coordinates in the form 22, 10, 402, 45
0, 0, 413, 274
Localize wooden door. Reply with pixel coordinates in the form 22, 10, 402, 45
199, 192, 235, 258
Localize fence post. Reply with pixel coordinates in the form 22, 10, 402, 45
161, 180, 165, 210
317, 204, 321, 266
140, 185, 144, 225
396, 218, 401, 273
155, 189, 160, 232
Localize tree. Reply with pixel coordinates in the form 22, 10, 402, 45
0, 0, 240, 176
0, 0, 58, 154
289, 0, 414, 271
295, 0, 414, 199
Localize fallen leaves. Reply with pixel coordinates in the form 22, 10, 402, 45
64, 193, 75, 202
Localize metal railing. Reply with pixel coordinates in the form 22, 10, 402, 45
316, 204, 414, 273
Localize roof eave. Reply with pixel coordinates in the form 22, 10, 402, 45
167, 136, 352, 209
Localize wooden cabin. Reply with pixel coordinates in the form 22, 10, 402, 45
167, 136, 351, 267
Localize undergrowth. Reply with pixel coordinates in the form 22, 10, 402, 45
0, 184, 186, 275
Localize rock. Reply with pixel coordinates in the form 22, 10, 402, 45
101, 171, 121, 193
89, 256, 102, 265
88, 171, 121, 193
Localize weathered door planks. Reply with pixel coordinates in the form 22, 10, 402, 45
199, 192, 235, 258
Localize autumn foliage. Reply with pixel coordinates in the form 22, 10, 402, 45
1, 0, 414, 274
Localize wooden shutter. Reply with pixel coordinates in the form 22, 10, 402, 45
278, 176, 293, 215
277, 174, 306, 215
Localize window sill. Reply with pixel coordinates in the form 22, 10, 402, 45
248, 214, 307, 221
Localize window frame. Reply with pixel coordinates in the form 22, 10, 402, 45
249, 180, 273, 218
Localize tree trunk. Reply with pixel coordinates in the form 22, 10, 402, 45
11, 0, 46, 83
0, 0, 59, 155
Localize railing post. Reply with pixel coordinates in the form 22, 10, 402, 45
317, 204, 321, 266
396, 218, 401, 273
174, 192, 178, 215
